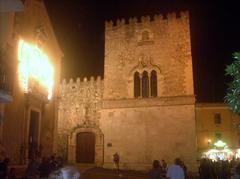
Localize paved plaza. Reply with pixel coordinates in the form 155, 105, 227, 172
81, 167, 148, 179
80, 167, 199, 179
11, 164, 199, 178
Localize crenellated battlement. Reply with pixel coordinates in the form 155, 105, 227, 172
105, 11, 189, 30
60, 76, 102, 87
59, 76, 103, 99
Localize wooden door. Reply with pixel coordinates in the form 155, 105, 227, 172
28, 110, 40, 159
76, 132, 95, 163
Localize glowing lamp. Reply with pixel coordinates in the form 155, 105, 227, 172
214, 140, 227, 148
18, 39, 54, 100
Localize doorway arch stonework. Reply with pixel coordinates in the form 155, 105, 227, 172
68, 127, 104, 166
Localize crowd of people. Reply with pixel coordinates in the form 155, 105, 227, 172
198, 158, 240, 179
3, 152, 240, 179
148, 157, 240, 179
149, 158, 186, 179
24, 154, 63, 178
0, 154, 80, 179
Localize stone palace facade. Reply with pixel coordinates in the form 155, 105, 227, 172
57, 11, 197, 171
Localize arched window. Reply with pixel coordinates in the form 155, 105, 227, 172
150, 70, 157, 97
142, 71, 149, 98
134, 72, 140, 98
142, 31, 150, 41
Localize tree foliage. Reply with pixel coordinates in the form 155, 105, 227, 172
225, 52, 240, 115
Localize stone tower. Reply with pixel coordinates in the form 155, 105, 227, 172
101, 11, 197, 171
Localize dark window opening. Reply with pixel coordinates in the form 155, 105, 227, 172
215, 132, 222, 140
142, 31, 150, 41
142, 71, 149, 98
134, 72, 141, 98
214, 113, 221, 125
150, 70, 157, 97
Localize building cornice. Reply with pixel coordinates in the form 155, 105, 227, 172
102, 95, 195, 109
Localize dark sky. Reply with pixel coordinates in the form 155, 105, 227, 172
44, 0, 240, 103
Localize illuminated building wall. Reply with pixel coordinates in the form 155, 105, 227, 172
1, 0, 62, 164
102, 11, 196, 171
196, 103, 240, 157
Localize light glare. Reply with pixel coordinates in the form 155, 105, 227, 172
18, 39, 54, 99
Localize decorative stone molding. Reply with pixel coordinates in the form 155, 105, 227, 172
102, 95, 195, 109
35, 25, 48, 47
128, 55, 164, 97
129, 54, 160, 74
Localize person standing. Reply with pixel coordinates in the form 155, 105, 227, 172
166, 158, 185, 179
39, 157, 52, 179
113, 152, 120, 176
180, 160, 187, 178
25, 157, 40, 179
149, 160, 163, 179
161, 159, 167, 177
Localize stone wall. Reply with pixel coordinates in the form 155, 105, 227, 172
100, 97, 197, 171
104, 11, 194, 99
57, 77, 103, 162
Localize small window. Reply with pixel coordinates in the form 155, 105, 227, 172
214, 113, 221, 125
142, 31, 150, 41
215, 132, 222, 140
142, 71, 149, 98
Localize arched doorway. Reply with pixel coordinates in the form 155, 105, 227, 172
68, 127, 104, 166
76, 132, 95, 163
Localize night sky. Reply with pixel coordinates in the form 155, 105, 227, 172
44, 0, 240, 102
